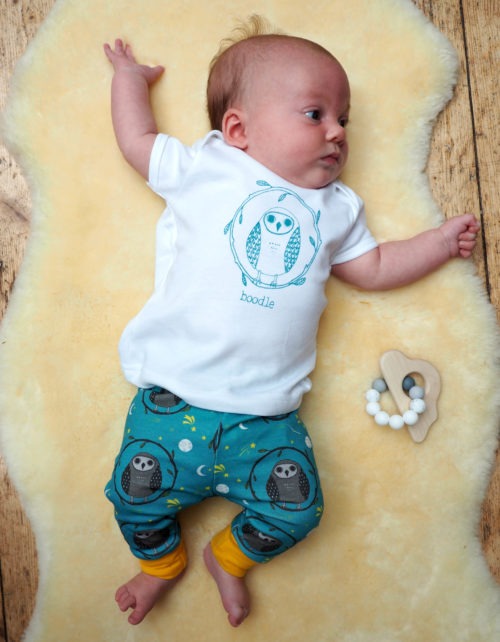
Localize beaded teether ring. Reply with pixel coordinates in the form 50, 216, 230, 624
365, 376, 426, 430
366, 350, 441, 443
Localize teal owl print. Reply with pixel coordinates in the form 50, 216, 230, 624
225, 181, 322, 289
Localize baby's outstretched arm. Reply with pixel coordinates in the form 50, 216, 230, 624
104, 39, 165, 178
331, 213, 480, 290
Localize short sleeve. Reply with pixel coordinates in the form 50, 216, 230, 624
148, 134, 200, 198
330, 186, 378, 265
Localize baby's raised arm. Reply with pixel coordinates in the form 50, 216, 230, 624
331, 213, 480, 290
103, 39, 165, 179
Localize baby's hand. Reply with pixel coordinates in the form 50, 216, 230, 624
103, 39, 164, 85
439, 213, 480, 259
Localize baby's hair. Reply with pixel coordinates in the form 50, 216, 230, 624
206, 15, 337, 131
206, 15, 279, 131
210, 14, 280, 61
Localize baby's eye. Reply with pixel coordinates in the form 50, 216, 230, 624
305, 110, 321, 121
339, 116, 349, 128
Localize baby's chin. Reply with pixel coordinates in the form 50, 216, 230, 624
293, 162, 346, 190
295, 171, 343, 190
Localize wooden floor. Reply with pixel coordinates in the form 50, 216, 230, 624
0, 1, 498, 640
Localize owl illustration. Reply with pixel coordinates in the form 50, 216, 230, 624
246, 207, 301, 284
121, 452, 162, 498
142, 388, 188, 415
149, 388, 181, 407
241, 523, 282, 553
266, 459, 310, 507
133, 525, 171, 550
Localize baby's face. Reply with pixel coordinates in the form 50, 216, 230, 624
240, 47, 350, 189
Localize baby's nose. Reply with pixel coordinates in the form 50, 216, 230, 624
327, 122, 346, 142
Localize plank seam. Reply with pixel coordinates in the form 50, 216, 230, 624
459, 0, 491, 300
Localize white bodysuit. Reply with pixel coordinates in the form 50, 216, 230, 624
119, 131, 378, 416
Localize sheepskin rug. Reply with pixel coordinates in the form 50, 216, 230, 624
1, 0, 499, 640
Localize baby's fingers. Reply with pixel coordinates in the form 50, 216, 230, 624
458, 247, 475, 258
460, 230, 479, 241
103, 38, 136, 63
103, 42, 113, 59
121, 40, 137, 62
459, 216, 479, 241
458, 234, 478, 258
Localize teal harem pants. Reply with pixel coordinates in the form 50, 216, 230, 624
105, 387, 324, 574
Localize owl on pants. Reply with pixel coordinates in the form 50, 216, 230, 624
121, 452, 162, 498
241, 523, 282, 553
133, 525, 171, 550
266, 459, 310, 507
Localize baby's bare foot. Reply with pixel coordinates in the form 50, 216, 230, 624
115, 570, 183, 625
203, 544, 250, 627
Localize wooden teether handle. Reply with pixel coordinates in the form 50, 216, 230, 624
380, 350, 441, 443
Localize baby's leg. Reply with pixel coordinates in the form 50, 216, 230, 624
104, 388, 205, 625
115, 570, 184, 625
115, 540, 188, 624
203, 546, 250, 627
205, 410, 325, 626
203, 525, 255, 627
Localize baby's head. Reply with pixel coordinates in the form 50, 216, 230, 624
207, 16, 350, 189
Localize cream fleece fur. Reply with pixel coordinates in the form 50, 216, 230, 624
1, 0, 500, 640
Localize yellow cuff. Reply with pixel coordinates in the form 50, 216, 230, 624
139, 540, 188, 580
211, 525, 257, 578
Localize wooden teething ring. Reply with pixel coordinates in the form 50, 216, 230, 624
379, 350, 441, 443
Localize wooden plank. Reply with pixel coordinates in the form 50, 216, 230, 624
0, 0, 30, 319
0, 459, 39, 642
1, 559, 7, 642
1, 1, 56, 319
0, 3, 56, 640
462, 0, 500, 314
0, 201, 29, 318
412, 0, 485, 279
461, 0, 500, 581
482, 450, 500, 581
412, 0, 500, 583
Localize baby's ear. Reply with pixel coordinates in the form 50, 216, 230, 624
222, 108, 248, 150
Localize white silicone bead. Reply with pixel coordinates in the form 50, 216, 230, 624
409, 385, 425, 400
389, 414, 405, 430
365, 389, 381, 402
410, 398, 426, 414
374, 411, 390, 426
366, 402, 381, 416
403, 409, 419, 426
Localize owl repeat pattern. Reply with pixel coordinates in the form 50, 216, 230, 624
106, 388, 324, 563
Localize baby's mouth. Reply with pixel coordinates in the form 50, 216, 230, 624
321, 152, 340, 165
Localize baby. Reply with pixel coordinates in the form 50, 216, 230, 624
103, 17, 478, 629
